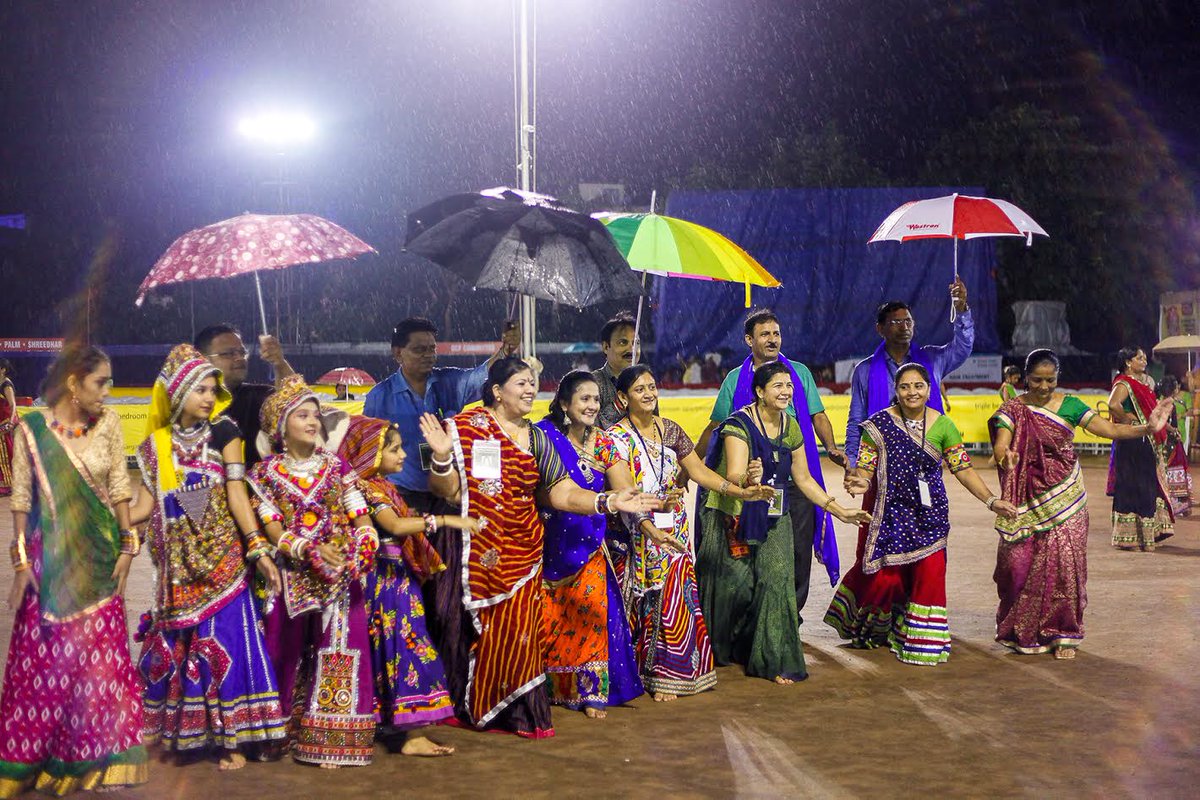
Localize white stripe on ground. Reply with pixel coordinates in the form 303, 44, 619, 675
721, 717, 852, 799
804, 640, 883, 677
901, 688, 1004, 747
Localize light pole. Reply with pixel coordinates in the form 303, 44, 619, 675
515, 0, 537, 358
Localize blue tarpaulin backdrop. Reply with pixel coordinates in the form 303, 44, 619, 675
655, 187, 1001, 368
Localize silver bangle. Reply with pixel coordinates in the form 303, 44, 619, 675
431, 454, 453, 468
225, 462, 247, 481
985, 495, 998, 511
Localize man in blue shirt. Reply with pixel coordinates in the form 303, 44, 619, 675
843, 278, 975, 489
364, 317, 519, 512
697, 309, 846, 626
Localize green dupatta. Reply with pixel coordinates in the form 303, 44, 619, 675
20, 413, 120, 621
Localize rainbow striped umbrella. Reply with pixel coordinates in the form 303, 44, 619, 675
594, 202, 780, 362
594, 210, 780, 308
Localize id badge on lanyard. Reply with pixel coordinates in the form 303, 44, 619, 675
917, 475, 933, 507
471, 439, 502, 480
767, 486, 785, 517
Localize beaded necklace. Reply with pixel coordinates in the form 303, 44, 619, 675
50, 414, 97, 439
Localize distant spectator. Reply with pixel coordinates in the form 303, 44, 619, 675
1000, 365, 1022, 402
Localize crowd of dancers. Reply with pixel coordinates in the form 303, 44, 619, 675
0, 279, 1179, 795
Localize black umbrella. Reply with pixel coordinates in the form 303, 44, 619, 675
404, 187, 642, 308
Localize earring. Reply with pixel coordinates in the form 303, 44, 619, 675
71, 394, 80, 407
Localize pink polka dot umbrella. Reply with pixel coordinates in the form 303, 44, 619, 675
135, 213, 376, 332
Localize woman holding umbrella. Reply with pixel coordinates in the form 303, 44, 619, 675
1107, 347, 1175, 550
417, 357, 656, 738
608, 365, 775, 702
825, 363, 1019, 666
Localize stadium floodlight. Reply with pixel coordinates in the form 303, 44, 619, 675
236, 112, 316, 146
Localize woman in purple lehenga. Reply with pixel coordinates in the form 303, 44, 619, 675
989, 350, 1171, 660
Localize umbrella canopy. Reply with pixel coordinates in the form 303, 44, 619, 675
315, 367, 376, 387
594, 211, 780, 307
868, 193, 1047, 321
1153, 335, 1200, 354
135, 213, 377, 331
868, 194, 1048, 245
404, 187, 642, 308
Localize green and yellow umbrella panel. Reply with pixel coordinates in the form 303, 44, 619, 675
595, 212, 780, 307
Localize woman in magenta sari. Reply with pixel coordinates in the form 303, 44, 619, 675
990, 349, 1171, 659
0, 345, 147, 796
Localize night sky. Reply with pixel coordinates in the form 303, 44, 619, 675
1, 0, 1197, 354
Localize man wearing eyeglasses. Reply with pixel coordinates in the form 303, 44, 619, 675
195, 324, 296, 467
843, 278, 974, 489
364, 317, 519, 512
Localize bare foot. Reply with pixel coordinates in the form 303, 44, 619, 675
774, 676, 795, 685
319, 763, 340, 770
1053, 647, 1077, 660
583, 707, 608, 719
652, 692, 677, 703
400, 735, 455, 757
218, 752, 247, 771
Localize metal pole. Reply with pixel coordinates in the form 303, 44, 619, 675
517, 0, 536, 358
254, 272, 269, 335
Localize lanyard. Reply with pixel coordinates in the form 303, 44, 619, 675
628, 417, 667, 491
752, 405, 785, 483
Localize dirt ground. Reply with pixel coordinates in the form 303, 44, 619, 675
2, 456, 1198, 799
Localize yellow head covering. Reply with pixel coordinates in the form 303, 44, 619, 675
146, 343, 233, 492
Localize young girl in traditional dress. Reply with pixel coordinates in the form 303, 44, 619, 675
129, 344, 288, 769
247, 376, 379, 768
337, 416, 474, 757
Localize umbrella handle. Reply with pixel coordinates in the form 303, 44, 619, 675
254, 272, 269, 336
950, 237, 959, 324
633, 273, 647, 364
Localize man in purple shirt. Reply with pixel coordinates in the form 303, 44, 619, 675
843, 278, 974, 489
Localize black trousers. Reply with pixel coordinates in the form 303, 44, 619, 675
787, 481, 816, 623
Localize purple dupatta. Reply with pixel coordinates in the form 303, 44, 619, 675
732, 354, 839, 585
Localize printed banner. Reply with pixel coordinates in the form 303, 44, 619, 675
1159, 291, 1200, 339
0, 337, 64, 353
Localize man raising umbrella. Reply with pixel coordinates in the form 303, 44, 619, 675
843, 278, 974, 489
195, 324, 295, 468
363, 317, 519, 513
697, 308, 846, 626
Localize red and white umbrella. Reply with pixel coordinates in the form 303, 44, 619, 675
868, 193, 1048, 319
135, 213, 376, 333
315, 367, 376, 387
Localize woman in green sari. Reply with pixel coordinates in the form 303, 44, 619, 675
697, 362, 871, 684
